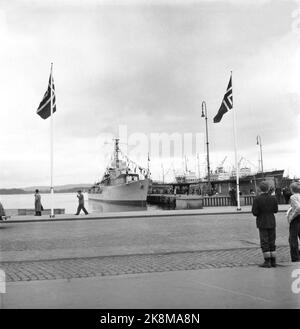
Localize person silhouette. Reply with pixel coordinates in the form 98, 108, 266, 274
75, 190, 89, 215
252, 181, 278, 268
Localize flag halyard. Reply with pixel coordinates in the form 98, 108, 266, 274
37, 72, 56, 119
213, 75, 232, 123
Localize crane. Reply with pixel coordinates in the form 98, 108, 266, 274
215, 156, 227, 174
238, 156, 258, 171
161, 163, 176, 183
238, 156, 244, 168
218, 156, 227, 168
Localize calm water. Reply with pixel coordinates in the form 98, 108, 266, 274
0, 193, 168, 214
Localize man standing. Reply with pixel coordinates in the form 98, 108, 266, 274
275, 187, 282, 204
229, 187, 237, 206
287, 182, 300, 262
0, 200, 7, 220
252, 181, 278, 268
75, 190, 89, 215
34, 189, 42, 216
283, 187, 292, 204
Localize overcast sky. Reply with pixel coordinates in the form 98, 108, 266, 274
0, 0, 300, 187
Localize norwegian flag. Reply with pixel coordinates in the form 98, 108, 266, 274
213, 74, 233, 123
37, 69, 56, 119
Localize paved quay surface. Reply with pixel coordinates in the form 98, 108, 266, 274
1, 204, 290, 223
3, 263, 300, 308
0, 246, 293, 282
0, 209, 291, 262
1, 206, 299, 309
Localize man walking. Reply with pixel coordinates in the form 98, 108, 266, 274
75, 190, 89, 215
252, 181, 278, 268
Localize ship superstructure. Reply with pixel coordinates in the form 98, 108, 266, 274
88, 139, 150, 204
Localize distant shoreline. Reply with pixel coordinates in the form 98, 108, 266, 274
0, 185, 91, 195
0, 191, 88, 195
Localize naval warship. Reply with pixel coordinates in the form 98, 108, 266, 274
88, 139, 150, 204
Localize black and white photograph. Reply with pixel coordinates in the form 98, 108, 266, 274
1, 0, 300, 315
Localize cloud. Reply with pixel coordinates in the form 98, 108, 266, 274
0, 0, 300, 187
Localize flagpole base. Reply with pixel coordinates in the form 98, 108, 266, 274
49, 215, 55, 219
236, 207, 242, 211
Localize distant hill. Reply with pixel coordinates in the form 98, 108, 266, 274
0, 184, 92, 195
0, 188, 27, 195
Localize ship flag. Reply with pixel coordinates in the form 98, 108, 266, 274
37, 68, 56, 119
213, 74, 232, 123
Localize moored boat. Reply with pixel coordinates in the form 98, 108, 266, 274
88, 139, 150, 204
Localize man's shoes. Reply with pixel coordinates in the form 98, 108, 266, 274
292, 258, 300, 262
259, 258, 271, 268
270, 257, 276, 267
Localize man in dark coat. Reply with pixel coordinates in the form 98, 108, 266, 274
283, 187, 292, 204
0, 201, 6, 220
252, 181, 278, 268
34, 189, 42, 216
75, 190, 89, 215
229, 187, 237, 206
275, 187, 282, 204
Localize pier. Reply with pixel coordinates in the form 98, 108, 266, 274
4, 208, 65, 216
147, 193, 257, 208
148, 169, 289, 209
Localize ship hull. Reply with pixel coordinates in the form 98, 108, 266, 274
88, 179, 149, 203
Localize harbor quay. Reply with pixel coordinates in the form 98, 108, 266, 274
1, 205, 300, 308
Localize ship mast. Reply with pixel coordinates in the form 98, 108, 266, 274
114, 138, 120, 169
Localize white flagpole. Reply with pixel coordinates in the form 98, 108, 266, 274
231, 71, 241, 210
50, 63, 54, 218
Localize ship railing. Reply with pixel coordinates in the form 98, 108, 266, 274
148, 193, 257, 207
201, 195, 256, 207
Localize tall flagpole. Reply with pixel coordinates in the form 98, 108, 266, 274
147, 152, 150, 177
50, 63, 54, 218
257, 135, 264, 177
231, 71, 241, 210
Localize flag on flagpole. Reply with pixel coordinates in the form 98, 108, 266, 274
213, 75, 233, 123
37, 71, 56, 119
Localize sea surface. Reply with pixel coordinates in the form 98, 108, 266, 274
0, 193, 168, 214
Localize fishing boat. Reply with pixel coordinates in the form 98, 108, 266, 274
88, 139, 150, 204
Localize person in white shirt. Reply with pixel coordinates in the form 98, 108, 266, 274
287, 182, 300, 262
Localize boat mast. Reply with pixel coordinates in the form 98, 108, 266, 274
185, 156, 188, 173
114, 138, 120, 169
